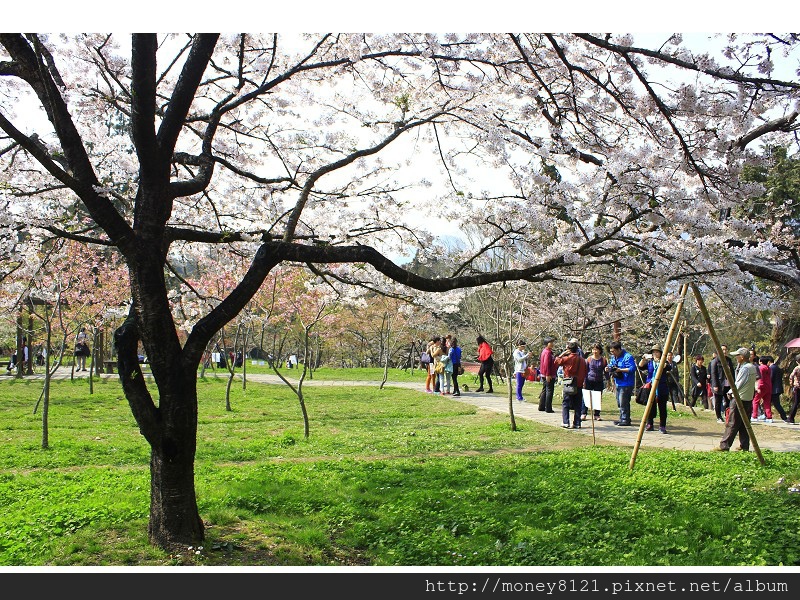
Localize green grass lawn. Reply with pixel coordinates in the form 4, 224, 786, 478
212, 364, 425, 381
0, 374, 799, 566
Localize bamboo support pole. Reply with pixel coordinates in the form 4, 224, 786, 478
630, 283, 689, 470
690, 283, 765, 465
680, 322, 698, 415
683, 322, 689, 403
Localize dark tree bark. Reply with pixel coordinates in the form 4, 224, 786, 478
772, 313, 800, 371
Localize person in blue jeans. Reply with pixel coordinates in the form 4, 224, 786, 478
608, 341, 636, 426
512, 340, 533, 402
639, 346, 672, 433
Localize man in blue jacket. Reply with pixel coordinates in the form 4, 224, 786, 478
608, 341, 636, 426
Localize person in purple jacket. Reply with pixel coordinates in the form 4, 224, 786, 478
581, 342, 608, 421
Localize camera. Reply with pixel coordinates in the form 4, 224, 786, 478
643, 353, 653, 360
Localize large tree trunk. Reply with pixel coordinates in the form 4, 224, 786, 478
115, 310, 205, 549
772, 312, 800, 371
147, 389, 204, 547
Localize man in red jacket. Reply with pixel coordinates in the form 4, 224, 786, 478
555, 340, 588, 429
538, 337, 557, 413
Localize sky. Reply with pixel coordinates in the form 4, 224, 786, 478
5, 1, 767, 33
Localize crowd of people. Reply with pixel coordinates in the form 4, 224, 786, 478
421, 335, 465, 396
419, 334, 800, 442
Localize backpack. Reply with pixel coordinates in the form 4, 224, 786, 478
420, 351, 431, 365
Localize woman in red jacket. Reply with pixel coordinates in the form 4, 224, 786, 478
475, 335, 494, 393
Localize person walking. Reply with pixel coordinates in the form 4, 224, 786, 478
12, 337, 30, 376
689, 355, 709, 409
555, 340, 588, 429
440, 339, 453, 395
538, 337, 556, 412
767, 356, 788, 423
475, 335, 494, 393
581, 342, 608, 421
714, 347, 758, 452
639, 346, 672, 433
787, 355, 800, 425
449, 337, 463, 397
709, 345, 735, 424
5, 346, 14, 373
512, 340, 533, 402
424, 336, 440, 394
665, 351, 681, 407
752, 355, 773, 422
608, 341, 636, 426
430, 337, 445, 395
75, 327, 90, 372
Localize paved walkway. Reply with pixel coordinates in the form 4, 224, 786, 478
445, 388, 800, 453
223, 373, 800, 454
7, 368, 800, 453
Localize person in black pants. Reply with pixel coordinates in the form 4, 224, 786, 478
475, 335, 494, 393
767, 357, 788, 422
709, 345, 735, 424
448, 337, 463, 397
689, 355, 709, 409
714, 347, 757, 451
538, 337, 556, 412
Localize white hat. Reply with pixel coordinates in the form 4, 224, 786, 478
730, 347, 750, 357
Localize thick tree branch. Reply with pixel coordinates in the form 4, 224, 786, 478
114, 310, 161, 446
131, 34, 159, 180
733, 111, 800, 151
0, 34, 134, 249
157, 34, 219, 156
576, 33, 800, 91
735, 256, 800, 290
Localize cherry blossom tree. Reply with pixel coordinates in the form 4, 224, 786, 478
2, 33, 799, 550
